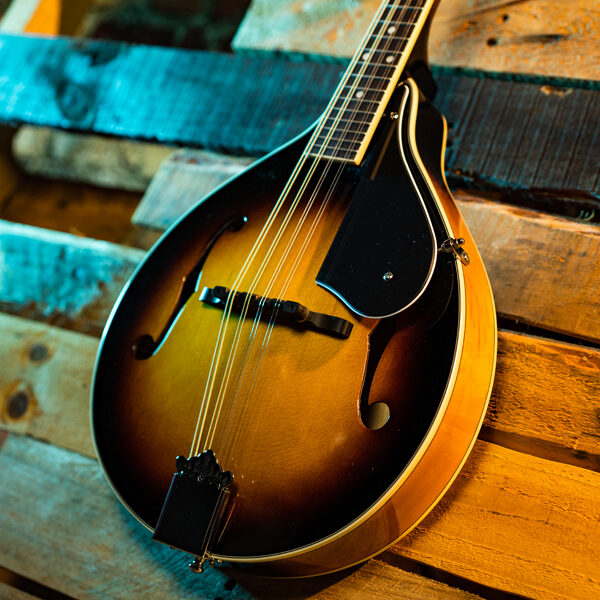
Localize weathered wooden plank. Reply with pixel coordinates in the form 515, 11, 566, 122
390, 441, 600, 599
0, 35, 338, 153
0, 312, 97, 456
233, 0, 600, 81
457, 192, 600, 343
13, 126, 174, 192
0, 36, 598, 199
0, 220, 144, 334
132, 149, 254, 230
0, 434, 481, 599
484, 330, 600, 472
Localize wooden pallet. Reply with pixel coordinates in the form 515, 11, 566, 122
1, 1, 599, 599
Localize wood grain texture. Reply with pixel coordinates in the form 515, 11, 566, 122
0, 312, 98, 456
0, 220, 144, 334
133, 149, 254, 230
485, 330, 600, 471
0, 434, 480, 600
233, 0, 600, 80
391, 441, 600, 599
13, 127, 174, 192
458, 192, 600, 343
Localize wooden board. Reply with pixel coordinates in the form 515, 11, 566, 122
458, 192, 600, 343
13, 126, 174, 192
132, 149, 254, 230
0, 312, 98, 456
233, 0, 600, 81
0, 434, 480, 600
392, 441, 600, 599
1, 432, 597, 598
1, 36, 599, 201
0, 219, 144, 335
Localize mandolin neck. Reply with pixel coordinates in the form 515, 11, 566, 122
309, 0, 437, 165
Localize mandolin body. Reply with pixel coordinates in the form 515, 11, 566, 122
91, 79, 496, 577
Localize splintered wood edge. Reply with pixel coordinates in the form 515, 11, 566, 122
233, 0, 600, 81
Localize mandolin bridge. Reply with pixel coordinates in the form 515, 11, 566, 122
200, 285, 353, 339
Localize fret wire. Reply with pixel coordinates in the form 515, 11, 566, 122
311, 0, 431, 163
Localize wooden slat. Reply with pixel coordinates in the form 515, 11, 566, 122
13, 126, 175, 192
0, 312, 98, 456
233, 0, 600, 81
0, 35, 338, 154
0, 434, 480, 600
132, 149, 254, 230
390, 441, 600, 599
0, 220, 144, 334
458, 192, 600, 343
484, 330, 600, 471
1, 36, 599, 200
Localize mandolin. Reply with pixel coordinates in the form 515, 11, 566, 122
91, 0, 497, 577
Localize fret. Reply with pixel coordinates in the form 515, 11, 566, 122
340, 87, 385, 102
310, 0, 433, 164
349, 61, 399, 77
322, 118, 372, 135
364, 35, 409, 54
314, 136, 365, 151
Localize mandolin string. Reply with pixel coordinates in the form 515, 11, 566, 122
214, 1, 422, 459
215, 1, 423, 460
191, 0, 426, 458
197, 0, 422, 458
206, 4, 421, 459
201, 1, 411, 454
190, 1, 397, 456
197, 0, 424, 458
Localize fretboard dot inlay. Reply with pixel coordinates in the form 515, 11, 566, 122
309, 0, 431, 163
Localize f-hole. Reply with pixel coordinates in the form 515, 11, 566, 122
132, 215, 247, 360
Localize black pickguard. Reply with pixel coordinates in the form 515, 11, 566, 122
316, 83, 437, 318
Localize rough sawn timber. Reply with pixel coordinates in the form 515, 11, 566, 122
233, 0, 600, 81
0, 434, 480, 600
0, 219, 144, 335
391, 441, 600, 600
0, 312, 98, 456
